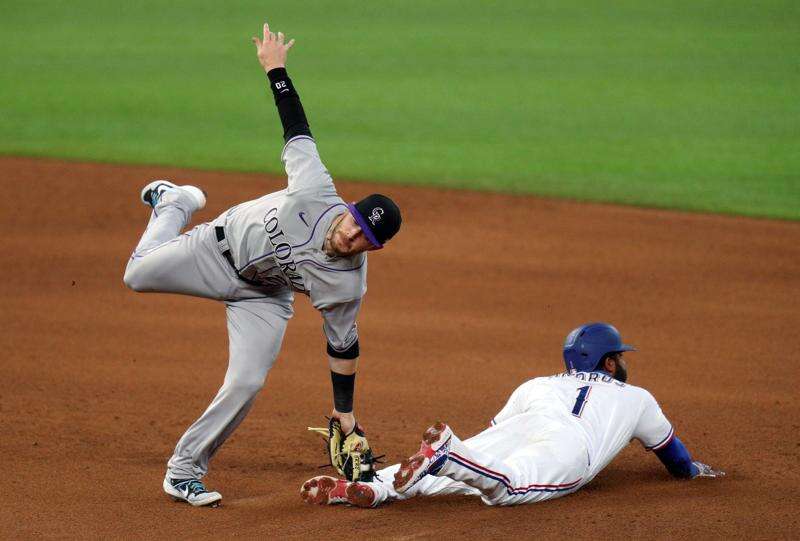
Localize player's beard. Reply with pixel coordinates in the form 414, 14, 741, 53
613, 362, 628, 383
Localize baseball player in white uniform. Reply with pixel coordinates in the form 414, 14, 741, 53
123, 23, 402, 507
300, 323, 724, 508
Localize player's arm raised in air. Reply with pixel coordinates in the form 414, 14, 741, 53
253, 22, 305, 140
253, 22, 332, 193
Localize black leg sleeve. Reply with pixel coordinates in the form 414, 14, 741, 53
266, 67, 312, 141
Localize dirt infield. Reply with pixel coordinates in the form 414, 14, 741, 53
1, 156, 798, 539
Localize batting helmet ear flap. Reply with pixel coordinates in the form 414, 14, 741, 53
563, 326, 587, 371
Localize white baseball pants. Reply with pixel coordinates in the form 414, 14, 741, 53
370, 413, 590, 506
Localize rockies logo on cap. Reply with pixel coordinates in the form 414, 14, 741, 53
368, 207, 384, 226
348, 195, 402, 249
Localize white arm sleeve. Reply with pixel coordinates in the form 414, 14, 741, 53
491, 381, 531, 426
321, 299, 361, 355
633, 390, 675, 451
281, 136, 334, 193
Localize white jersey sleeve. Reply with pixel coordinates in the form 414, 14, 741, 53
281, 136, 334, 193
321, 299, 361, 355
633, 390, 674, 451
491, 380, 534, 426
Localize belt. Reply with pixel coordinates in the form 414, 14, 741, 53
214, 225, 236, 268
215, 226, 262, 286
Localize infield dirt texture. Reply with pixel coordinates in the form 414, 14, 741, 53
2, 157, 798, 538
2, 0, 799, 537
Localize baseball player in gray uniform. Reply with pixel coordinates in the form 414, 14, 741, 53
123, 22, 401, 507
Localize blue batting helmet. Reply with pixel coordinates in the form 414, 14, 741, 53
563, 323, 636, 372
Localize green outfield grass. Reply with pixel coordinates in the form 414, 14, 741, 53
2, 1, 798, 218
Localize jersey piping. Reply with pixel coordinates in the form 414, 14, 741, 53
448, 451, 583, 494
281, 135, 316, 159
295, 259, 366, 272
233, 202, 347, 271
645, 426, 675, 451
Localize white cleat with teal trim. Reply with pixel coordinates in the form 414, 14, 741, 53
163, 476, 222, 507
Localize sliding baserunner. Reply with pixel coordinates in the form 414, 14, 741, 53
300, 323, 723, 507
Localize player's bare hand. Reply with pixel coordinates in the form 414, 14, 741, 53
252, 22, 295, 72
692, 461, 725, 478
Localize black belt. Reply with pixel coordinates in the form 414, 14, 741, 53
215, 226, 262, 286
214, 226, 236, 268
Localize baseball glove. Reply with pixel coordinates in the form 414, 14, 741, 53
308, 418, 380, 482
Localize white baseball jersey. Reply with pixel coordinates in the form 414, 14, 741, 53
370, 370, 676, 506
367, 370, 676, 507
492, 371, 674, 484
215, 135, 366, 353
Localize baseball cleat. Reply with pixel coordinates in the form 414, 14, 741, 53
393, 421, 452, 494
141, 180, 207, 211
163, 476, 222, 507
300, 475, 377, 508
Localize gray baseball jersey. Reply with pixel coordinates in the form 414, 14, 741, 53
124, 134, 367, 480
214, 135, 366, 353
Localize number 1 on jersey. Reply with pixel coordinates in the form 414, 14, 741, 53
572, 385, 591, 417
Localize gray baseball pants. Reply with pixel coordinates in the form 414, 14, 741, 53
124, 195, 294, 479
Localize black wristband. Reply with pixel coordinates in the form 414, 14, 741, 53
331, 371, 355, 413
266, 67, 312, 141
266, 68, 295, 101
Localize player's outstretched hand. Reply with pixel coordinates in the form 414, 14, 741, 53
692, 461, 725, 478
252, 22, 295, 72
